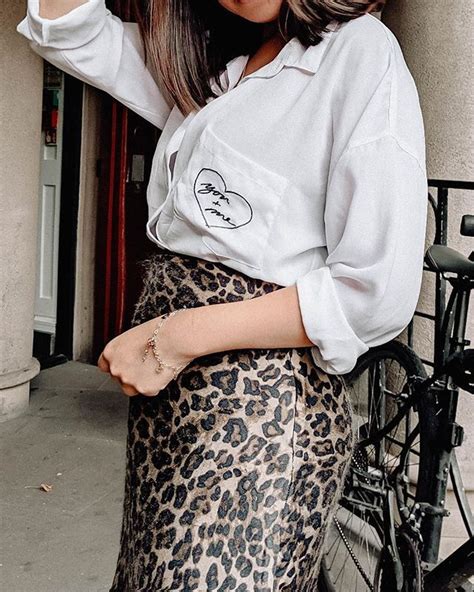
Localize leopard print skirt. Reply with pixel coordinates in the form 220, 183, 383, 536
109, 247, 354, 592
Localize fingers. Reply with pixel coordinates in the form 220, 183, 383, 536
120, 382, 140, 397
97, 347, 170, 397
108, 375, 141, 397
98, 352, 138, 396
112, 372, 162, 397
97, 351, 110, 373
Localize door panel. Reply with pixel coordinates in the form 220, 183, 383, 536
34, 64, 64, 335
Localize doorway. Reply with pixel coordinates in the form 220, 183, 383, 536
33, 64, 83, 368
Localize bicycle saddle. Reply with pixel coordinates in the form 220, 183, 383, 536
425, 244, 474, 278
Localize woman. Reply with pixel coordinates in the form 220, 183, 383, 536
17, 0, 428, 590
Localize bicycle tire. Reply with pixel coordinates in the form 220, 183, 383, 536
318, 339, 429, 592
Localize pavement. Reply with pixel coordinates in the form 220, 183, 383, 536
0, 361, 128, 592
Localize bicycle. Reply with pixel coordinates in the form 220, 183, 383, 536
317, 184, 474, 592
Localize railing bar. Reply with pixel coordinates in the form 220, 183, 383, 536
428, 179, 474, 190
413, 311, 436, 320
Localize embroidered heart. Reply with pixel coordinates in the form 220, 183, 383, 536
193, 168, 253, 229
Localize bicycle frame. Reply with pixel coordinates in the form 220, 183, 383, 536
357, 274, 473, 571
406, 180, 474, 568
417, 274, 473, 566
345, 253, 473, 592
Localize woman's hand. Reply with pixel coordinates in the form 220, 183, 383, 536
97, 309, 195, 397
97, 284, 315, 397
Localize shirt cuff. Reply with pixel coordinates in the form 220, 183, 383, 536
296, 265, 369, 375
16, 0, 107, 49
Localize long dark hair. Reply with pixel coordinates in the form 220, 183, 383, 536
132, 0, 385, 116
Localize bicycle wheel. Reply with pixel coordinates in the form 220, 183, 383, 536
318, 339, 428, 592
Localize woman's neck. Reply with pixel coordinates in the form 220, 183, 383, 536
262, 19, 280, 41
242, 23, 286, 78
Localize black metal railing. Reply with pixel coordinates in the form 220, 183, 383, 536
407, 179, 474, 370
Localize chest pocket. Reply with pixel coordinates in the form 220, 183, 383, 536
168, 125, 289, 270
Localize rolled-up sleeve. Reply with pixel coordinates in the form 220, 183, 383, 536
16, 0, 172, 128
296, 134, 428, 375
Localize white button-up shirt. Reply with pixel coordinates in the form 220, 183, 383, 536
18, 0, 428, 375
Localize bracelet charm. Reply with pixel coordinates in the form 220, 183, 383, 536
141, 308, 186, 380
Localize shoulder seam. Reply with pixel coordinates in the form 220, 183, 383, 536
366, 15, 396, 135
391, 134, 427, 175
366, 13, 396, 53
335, 133, 426, 176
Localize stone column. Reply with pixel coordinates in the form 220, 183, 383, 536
383, 0, 474, 558
0, 1, 43, 421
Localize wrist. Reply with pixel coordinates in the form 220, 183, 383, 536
184, 305, 219, 358
157, 306, 214, 360
182, 304, 233, 358
160, 302, 242, 360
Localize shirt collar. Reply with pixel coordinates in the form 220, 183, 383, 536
223, 19, 341, 89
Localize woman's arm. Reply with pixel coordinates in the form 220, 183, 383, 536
17, 0, 173, 128
181, 285, 314, 357
39, 0, 87, 19
159, 139, 428, 369
98, 285, 313, 397
180, 138, 427, 367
